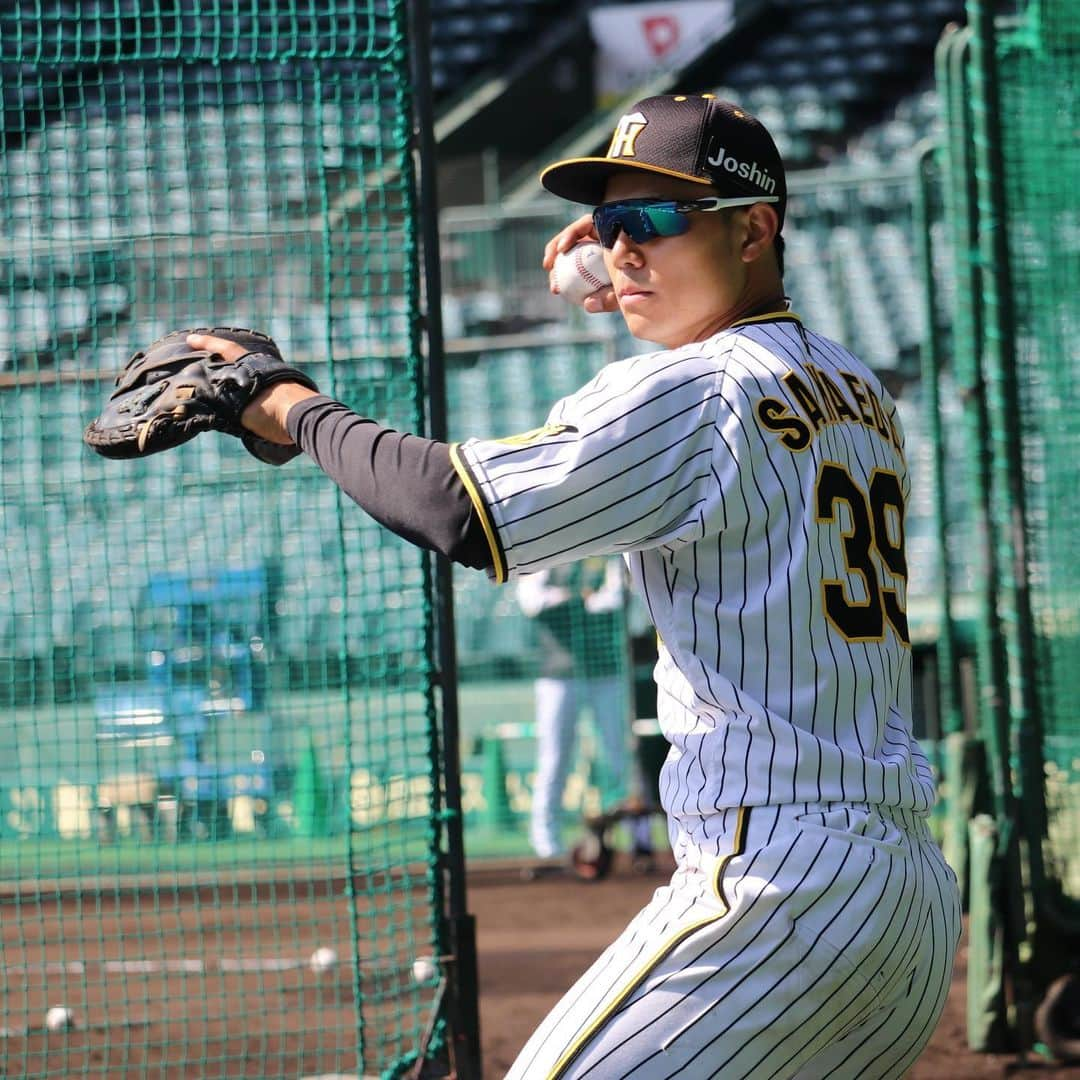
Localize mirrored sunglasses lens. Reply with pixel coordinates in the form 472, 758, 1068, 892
594, 204, 689, 247
618, 208, 660, 244
594, 206, 647, 247
592, 209, 614, 247
642, 206, 690, 237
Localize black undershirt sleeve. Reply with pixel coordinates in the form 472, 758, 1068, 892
286, 395, 494, 572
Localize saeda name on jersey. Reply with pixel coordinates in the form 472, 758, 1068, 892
755, 365, 903, 457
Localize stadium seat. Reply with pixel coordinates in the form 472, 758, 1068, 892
772, 130, 813, 165
924, 0, 963, 14
774, 59, 815, 86
889, 21, 930, 47
847, 26, 891, 54
768, 34, 806, 60
830, 77, 874, 105
881, 1, 919, 23
852, 51, 898, 78
817, 54, 855, 80
792, 7, 845, 33
807, 31, 848, 56
721, 60, 773, 86
871, 223, 924, 345
832, 225, 901, 369
784, 231, 848, 344
791, 90, 845, 135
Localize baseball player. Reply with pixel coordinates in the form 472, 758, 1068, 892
184, 93, 960, 1079
516, 556, 639, 861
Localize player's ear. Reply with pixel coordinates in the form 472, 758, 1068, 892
741, 203, 779, 265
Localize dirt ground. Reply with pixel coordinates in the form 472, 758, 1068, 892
0, 876, 373, 1077
469, 853, 1080, 1079
4, 857, 1078, 1078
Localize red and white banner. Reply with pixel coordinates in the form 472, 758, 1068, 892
588, 2, 735, 106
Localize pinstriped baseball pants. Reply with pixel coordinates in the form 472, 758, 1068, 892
505, 803, 961, 1080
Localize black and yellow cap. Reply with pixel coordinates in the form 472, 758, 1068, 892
540, 93, 787, 225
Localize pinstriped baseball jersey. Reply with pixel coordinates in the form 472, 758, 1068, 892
451, 312, 936, 866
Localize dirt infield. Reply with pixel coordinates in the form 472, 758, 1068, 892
0, 875, 436, 1078
470, 854, 1079, 1080
4, 856, 1077, 1078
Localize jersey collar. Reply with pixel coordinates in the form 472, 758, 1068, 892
729, 310, 803, 328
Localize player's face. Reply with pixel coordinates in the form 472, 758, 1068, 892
600, 173, 754, 348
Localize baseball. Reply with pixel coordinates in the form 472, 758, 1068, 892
308, 945, 338, 974
45, 1006, 75, 1031
550, 241, 611, 307
411, 955, 437, 983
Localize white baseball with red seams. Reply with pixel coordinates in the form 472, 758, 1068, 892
550, 241, 611, 306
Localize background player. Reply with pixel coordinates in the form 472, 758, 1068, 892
516, 556, 652, 865
189, 93, 961, 1078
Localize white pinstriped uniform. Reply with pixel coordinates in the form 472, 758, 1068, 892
451, 313, 961, 1079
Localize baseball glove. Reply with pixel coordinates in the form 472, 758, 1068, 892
83, 327, 318, 465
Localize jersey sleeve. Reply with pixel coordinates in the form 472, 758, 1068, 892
450, 344, 732, 581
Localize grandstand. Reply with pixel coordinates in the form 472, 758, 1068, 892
432, 0, 962, 367
0, 2, 973, 817
429, 0, 968, 686
0, 0, 962, 359
0, 0, 970, 734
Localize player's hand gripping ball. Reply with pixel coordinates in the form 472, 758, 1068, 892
550, 241, 611, 308
83, 326, 318, 465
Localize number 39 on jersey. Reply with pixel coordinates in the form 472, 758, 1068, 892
815, 460, 909, 646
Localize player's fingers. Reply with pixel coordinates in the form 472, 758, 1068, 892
541, 214, 597, 270
583, 286, 618, 315
186, 333, 250, 362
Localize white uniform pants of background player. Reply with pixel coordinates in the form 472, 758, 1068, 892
508, 802, 962, 1079
530, 674, 629, 858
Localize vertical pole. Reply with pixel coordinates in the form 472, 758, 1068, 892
966, 0, 1039, 828
936, 24, 1010, 823
407, 1, 482, 1076
914, 140, 971, 898
310, 67, 370, 1071
913, 142, 961, 740
967, 0, 1044, 1052
935, 22, 1014, 1051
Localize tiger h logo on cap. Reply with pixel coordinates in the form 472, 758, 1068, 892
541, 93, 787, 225
607, 112, 648, 159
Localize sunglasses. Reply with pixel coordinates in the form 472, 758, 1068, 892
591, 195, 779, 249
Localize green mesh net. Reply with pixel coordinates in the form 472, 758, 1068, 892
0, 4, 454, 1077
995, 4, 1080, 906
930, 1, 1080, 1022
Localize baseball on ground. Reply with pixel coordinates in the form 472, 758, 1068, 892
45, 1006, 75, 1031
411, 955, 437, 983
308, 945, 338, 974
550, 241, 611, 307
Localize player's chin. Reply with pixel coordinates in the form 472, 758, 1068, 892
620, 309, 676, 347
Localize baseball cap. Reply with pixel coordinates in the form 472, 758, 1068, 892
540, 93, 787, 226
